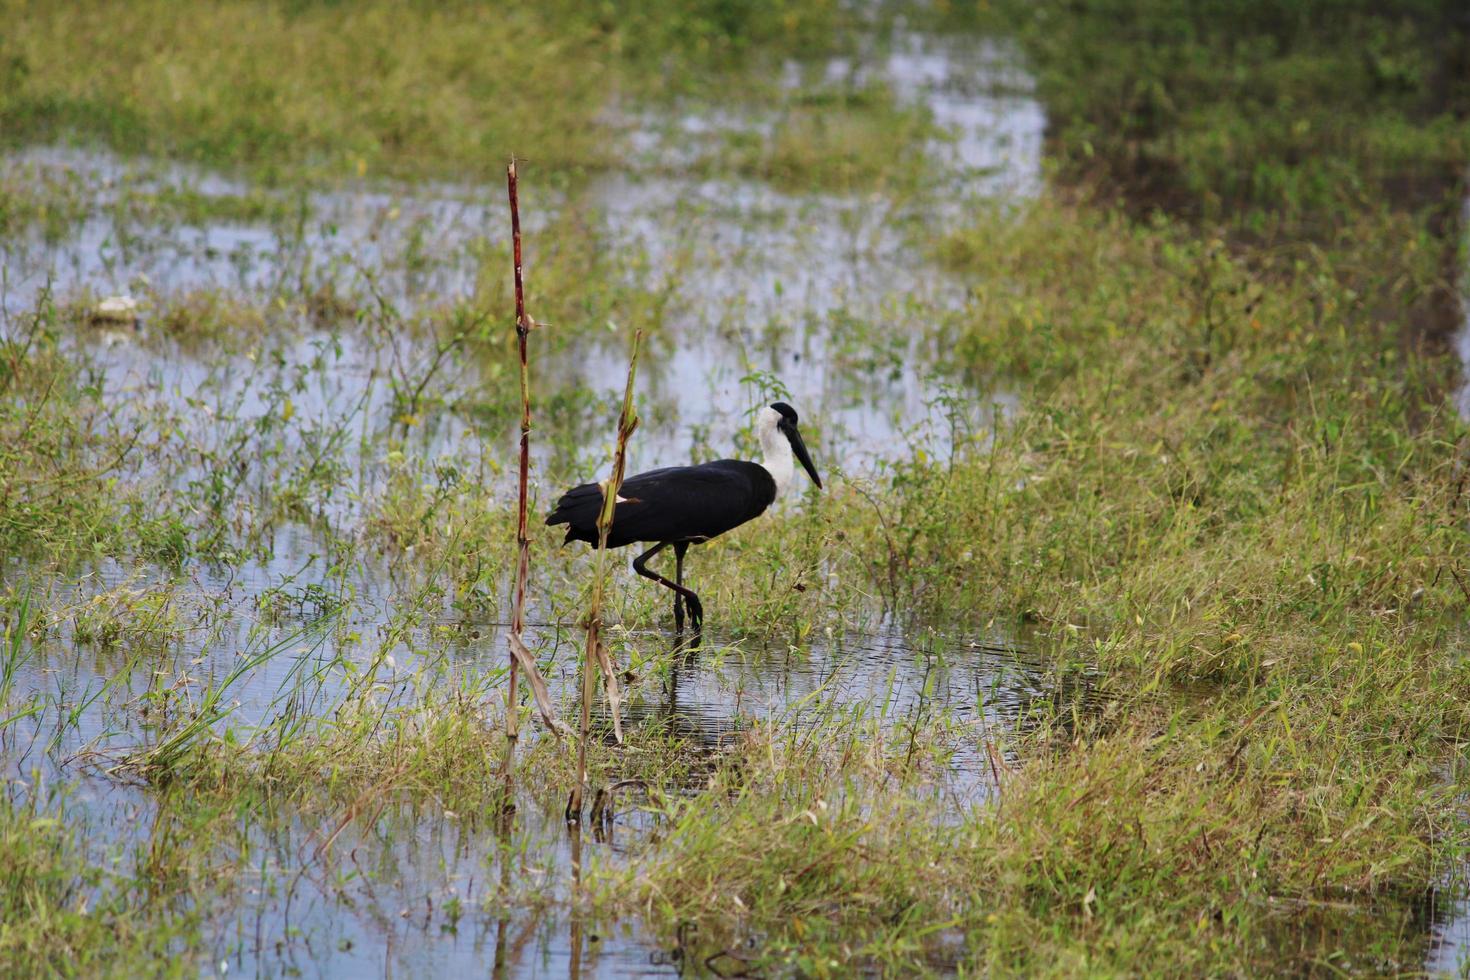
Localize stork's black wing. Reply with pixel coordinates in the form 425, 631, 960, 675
546, 460, 776, 547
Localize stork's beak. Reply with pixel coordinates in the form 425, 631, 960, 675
786, 423, 823, 489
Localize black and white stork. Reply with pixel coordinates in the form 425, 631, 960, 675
546, 401, 822, 630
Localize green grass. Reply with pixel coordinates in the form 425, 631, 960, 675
610, 700, 1450, 975
0, 0, 609, 180
2, 0, 1470, 975
0, 786, 201, 977
953, 0, 1469, 236
37, 194, 1453, 976
511, 197, 1467, 972
0, 299, 189, 562
0, 0, 865, 185
4, 191, 1464, 975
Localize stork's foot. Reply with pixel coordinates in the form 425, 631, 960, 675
674, 593, 703, 631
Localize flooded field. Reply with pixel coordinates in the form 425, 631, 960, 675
17, 615, 1101, 976
1, 29, 1041, 475
0, 29, 1075, 976
5, 7, 1469, 976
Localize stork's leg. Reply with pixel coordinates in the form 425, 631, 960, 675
673, 541, 690, 631
632, 542, 703, 630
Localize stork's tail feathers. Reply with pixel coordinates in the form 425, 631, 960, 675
545, 483, 601, 545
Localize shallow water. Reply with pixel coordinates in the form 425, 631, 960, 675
2, 31, 1038, 490
3, 23, 1466, 976
0, 28, 1060, 975
8, 608, 1097, 976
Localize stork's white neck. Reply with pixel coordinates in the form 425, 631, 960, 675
756, 406, 793, 497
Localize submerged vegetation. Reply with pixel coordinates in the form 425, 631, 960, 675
1, 0, 1469, 975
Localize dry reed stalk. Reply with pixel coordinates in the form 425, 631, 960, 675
505, 159, 568, 745
565, 329, 642, 822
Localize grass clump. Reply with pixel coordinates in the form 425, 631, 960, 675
0, 787, 198, 976
0, 163, 91, 240
0, 299, 187, 562
908, 200, 1460, 641
718, 84, 940, 192
613, 698, 1453, 974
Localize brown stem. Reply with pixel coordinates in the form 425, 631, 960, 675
567, 329, 642, 823
507, 158, 528, 749
504, 159, 568, 756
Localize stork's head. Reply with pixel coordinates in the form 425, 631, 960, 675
758, 402, 822, 490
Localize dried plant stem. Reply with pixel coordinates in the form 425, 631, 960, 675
507, 158, 530, 746
504, 159, 568, 759
566, 329, 642, 823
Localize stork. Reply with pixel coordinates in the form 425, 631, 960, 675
546, 402, 822, 630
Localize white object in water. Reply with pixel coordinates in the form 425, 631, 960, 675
91, 295, 140, 325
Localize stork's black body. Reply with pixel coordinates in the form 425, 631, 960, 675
550, 460, 775, 548
546, 402, 822, 631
